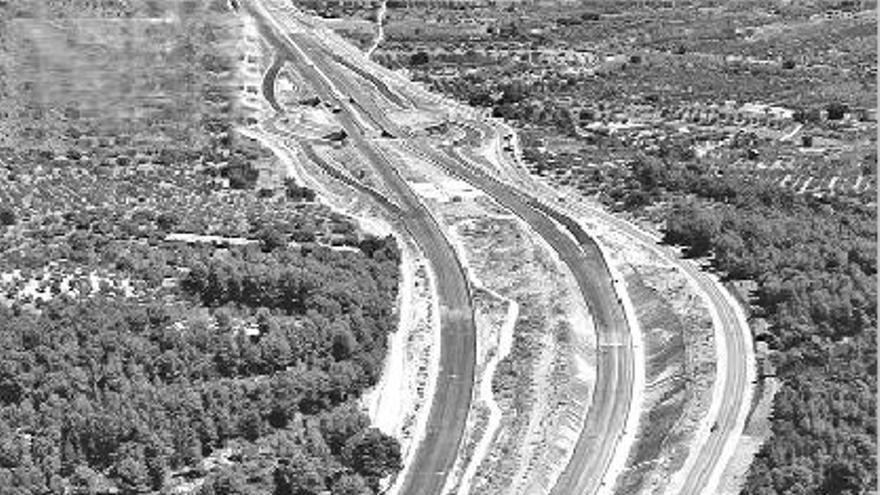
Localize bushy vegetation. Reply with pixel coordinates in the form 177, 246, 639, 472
597, 139, 877, 493
660, 189, 876, 494
0, 239, 402, 494
0, 1, 406, 494
380, 0, 876, 199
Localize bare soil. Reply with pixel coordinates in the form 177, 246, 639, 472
590, 234, 716, 495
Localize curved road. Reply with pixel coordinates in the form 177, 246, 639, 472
250, 5, 640, 495
450, 114, 754, 495
246, 3, 753, 495
582, 202, 754, 495
247, 5, 478, 495
492, 124, 755, 495
405, 139, 635, 495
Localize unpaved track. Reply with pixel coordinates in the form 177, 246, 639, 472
366, 0, 386, 57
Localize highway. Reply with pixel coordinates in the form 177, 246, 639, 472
251, 5, 638, 495
594, 206, 754, 495
246, 3, 477, 495
247, 2, 752, 495
454, 117, 754, 495
407, 139, 635, 495
493, 126, 755, 495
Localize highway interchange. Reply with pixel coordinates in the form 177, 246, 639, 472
244, 1, 754, 494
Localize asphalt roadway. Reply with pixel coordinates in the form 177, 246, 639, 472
458, 120, 754, 495
240, 5, 766, 495
246, 3, 477, 495
409, 140, 634, 495
577, 203, 753, 495
270, 17, 638, 495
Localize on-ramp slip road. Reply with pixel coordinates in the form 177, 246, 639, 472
251, 5, 639, 495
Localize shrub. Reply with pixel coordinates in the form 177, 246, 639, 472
0, 208, 15, 226
409, 51, 429, 66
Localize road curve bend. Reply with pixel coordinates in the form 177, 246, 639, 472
246, 3, 477, 495
244, 4, 662, 495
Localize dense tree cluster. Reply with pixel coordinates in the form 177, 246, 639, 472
659, 187, 876, 494
0, 239, 402, 494
1, 1, 405, 493
586, 145, 876, 494
285, 178, 318, 202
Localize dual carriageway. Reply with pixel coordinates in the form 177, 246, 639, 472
243, 1, 753, 494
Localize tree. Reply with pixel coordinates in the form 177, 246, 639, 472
200, 468, 253, 495
331, 474, 372, 495
714, 231, 750, 278
409, 51, 429, 66
112, 443, 150, 492
663, 201, 721, 257
331, 326, 358, 361
0, 208, 15, 226
320, 403, 370, 454
144, 440, 170, 490
226, 158, 259, 189
156, 212, 179, 231
343, 428, 401, 485
285, 179, 316, 202
261, 324, 293, 370
273, 450, 325, 495
239, 409, 264, 442
258, 225, 288, 252
826, 102, 849, 120
69, 465, 101, 495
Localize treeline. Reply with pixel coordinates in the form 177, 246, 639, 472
0, 239, 403, 494
424, 75, 579, 136
600, 154, 875, 211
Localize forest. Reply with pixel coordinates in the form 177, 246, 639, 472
613, 156, 877, 494
0, 239, 403, 494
